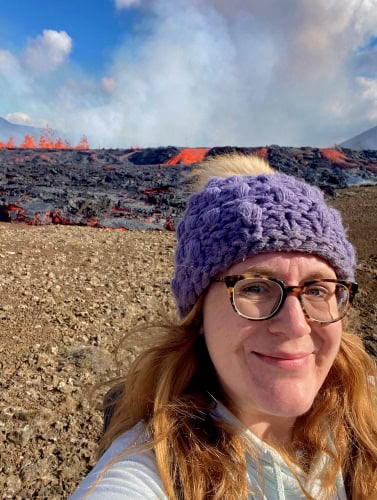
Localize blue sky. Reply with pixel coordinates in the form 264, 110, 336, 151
0, 0, 141, 75
1, 0, 377, 148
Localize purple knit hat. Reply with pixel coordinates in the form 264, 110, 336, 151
171, 163, 356, 318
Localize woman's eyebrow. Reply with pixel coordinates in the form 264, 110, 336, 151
244, 266, 336, 280
244, 265, 275, 275
302, 272, 337, 281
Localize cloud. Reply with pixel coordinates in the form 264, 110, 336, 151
5, 112, 33, 125
0, 49, 36, 116
0, 49, 21, 75
3, 0, 377, 147
86, 0, 377, 146
23, 29, 72, 74
115, 0, 141, 9
356, 76, 377, 120
4, 112, 47, 128
101, 77, 117, 94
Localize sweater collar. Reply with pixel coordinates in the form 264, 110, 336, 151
210, 400, 347, 499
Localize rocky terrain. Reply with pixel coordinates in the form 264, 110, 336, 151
0, 145, 376, 231
0, 148, 375, 498
0, 226, 177, 498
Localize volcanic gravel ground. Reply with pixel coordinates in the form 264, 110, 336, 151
0, 185, 376, 498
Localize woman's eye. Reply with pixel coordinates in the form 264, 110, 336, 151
243, 285, 264, 294
239, 282, 270, 296
305, 287, 329, 299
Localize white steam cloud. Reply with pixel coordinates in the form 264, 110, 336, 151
101, 77, 117, 94
115, 0, 141, 8
2, 0, 377, 147
23, 30, 72, 74
5, 112, 33, 125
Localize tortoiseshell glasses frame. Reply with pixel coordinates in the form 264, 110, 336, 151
212, 275, 358, 324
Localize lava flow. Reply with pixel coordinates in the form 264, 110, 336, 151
167, 148, 210, 165
320, 148, 357, 168
0, 127, 90, 150
0, 145, 376, 231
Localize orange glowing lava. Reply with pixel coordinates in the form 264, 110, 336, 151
167, 148, 210, 165
255, 147, 268, 159
0, 138, 15, 148
0, 125, 90, 150
19, 135, 35, 148
320, 148, 356, 167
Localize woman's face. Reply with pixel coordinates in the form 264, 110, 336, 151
203, 252, 342, 438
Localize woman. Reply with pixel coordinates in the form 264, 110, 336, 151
72, 154, 377, 499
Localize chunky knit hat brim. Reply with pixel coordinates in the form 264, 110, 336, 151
171, 157, 356, 319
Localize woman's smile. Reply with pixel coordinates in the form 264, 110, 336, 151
251, 350, 313, 370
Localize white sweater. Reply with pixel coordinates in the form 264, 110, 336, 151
71, 403, 347, 499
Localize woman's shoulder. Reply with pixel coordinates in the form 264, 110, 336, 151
70, 421, 166, 499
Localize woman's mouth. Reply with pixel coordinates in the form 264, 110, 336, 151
252, 351, 312, 369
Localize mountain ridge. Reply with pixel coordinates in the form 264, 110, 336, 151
340, 125, 377, 150
0, 117, 43, 144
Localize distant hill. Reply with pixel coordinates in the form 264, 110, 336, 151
340, 125, 377, 151
0, 117, 44, 145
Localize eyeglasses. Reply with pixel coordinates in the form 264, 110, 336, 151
212, 275, 358, 324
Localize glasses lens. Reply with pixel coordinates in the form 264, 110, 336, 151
302, 281, 350, 322
233, 278, 282, 319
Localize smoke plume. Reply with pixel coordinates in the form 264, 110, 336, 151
1, 0, 377, 147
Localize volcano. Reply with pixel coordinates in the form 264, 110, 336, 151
340, 125, 377, 151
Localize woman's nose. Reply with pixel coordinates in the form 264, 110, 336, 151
268, 295, 311, 337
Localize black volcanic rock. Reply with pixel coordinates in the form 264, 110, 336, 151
0, 145, 376, 230
128, 146, 180, 165
207, 146, 260, 156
